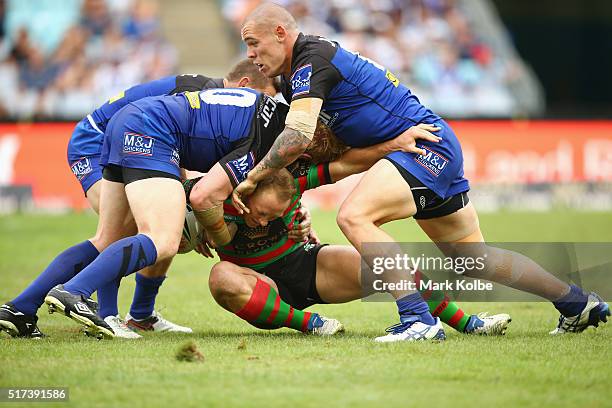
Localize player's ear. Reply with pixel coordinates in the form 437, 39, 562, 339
238, 77, 250, 88
275, 25, 286, 42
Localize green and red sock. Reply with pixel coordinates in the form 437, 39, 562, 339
415, 271, 471, 332
236, 279, 312, 332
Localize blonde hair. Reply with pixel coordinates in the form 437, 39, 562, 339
304, 121, 349, 164
257, 168, 296, 202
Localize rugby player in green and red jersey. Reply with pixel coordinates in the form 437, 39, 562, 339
185, 124, 511, 335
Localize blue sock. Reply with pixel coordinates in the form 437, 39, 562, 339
64, 234, 157, 298
396, 292, 436, 326
553, 285, 588, 317
129, 273, 166, 320
97, 278, 121, 318
11, 240, 99, 315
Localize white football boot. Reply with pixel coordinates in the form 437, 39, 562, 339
550, 292, 610, 335
103, 315, 142, 339
375, 316, 446, 342
125, 311, 193, 333
464, 313, 512, 336
307, 315, 345, 336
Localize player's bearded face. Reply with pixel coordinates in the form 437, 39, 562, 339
242, 23, 286, 77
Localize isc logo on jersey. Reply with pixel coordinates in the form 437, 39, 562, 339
291, 64, 312, 96
414, 146, 449, 177
71, 157, 92, 180
226, 151, 255, 185
123, 132, 154, 156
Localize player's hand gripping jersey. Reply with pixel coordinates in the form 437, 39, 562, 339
68, 75, 224, 192
281, 34, 469, 199
100, 88, 287, 183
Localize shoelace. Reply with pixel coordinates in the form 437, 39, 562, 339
556, 315, 565, 329
151, 311, 166, 324
110, 317, 131, 331
86, 299, 99, 314
311, 317, 327, 333
384, 315, 420, 334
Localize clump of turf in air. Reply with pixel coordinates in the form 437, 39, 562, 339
176, 340, 204, 363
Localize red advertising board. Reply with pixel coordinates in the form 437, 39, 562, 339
453, 120, 612, 184
0, 123, 87, 209
0, 121, 611, 210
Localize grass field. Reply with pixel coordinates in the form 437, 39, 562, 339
1, 210, 611, 408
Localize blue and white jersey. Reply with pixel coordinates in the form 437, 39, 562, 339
281, 34, 440, 148
69, 75, 224, 158
281, 34, 468, 199
101, 88, 288, 184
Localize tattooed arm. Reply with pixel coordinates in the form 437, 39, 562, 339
251, 127, 311, 182
232, 126, 311, 214
232, 94, 323, 213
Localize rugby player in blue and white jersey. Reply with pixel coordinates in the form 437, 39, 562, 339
231, 4, 609, 341
0, 60, 278, 338
40, 86, 290, 338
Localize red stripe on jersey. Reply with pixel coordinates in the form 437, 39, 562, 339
286, 205, 301, 231
219, 239, 296, 265
298, 176, 308, 194
223, 203, 241, 216
317, 164, 326, 185
282, 197, 300, 217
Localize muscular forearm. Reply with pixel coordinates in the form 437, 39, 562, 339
188, 163, 234, 246
189, 180, 231, 211
247, 126, 311, 183
329, 139, 398, 182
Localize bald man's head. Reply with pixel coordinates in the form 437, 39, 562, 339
243, 3, 298, 33
241, 2, 299, 78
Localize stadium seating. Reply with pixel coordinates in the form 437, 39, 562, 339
0, 0, 543, 120
221, 0, 541, 117
0, 0, 177, 120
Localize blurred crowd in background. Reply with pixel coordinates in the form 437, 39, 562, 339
0, 0, 528, 120
223, 0, 521, 117
0, 0, 176, 120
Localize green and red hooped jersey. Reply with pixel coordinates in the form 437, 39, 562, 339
216, 160, 331, 270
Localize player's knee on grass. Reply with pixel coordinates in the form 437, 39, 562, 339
209, 263, 278, 311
